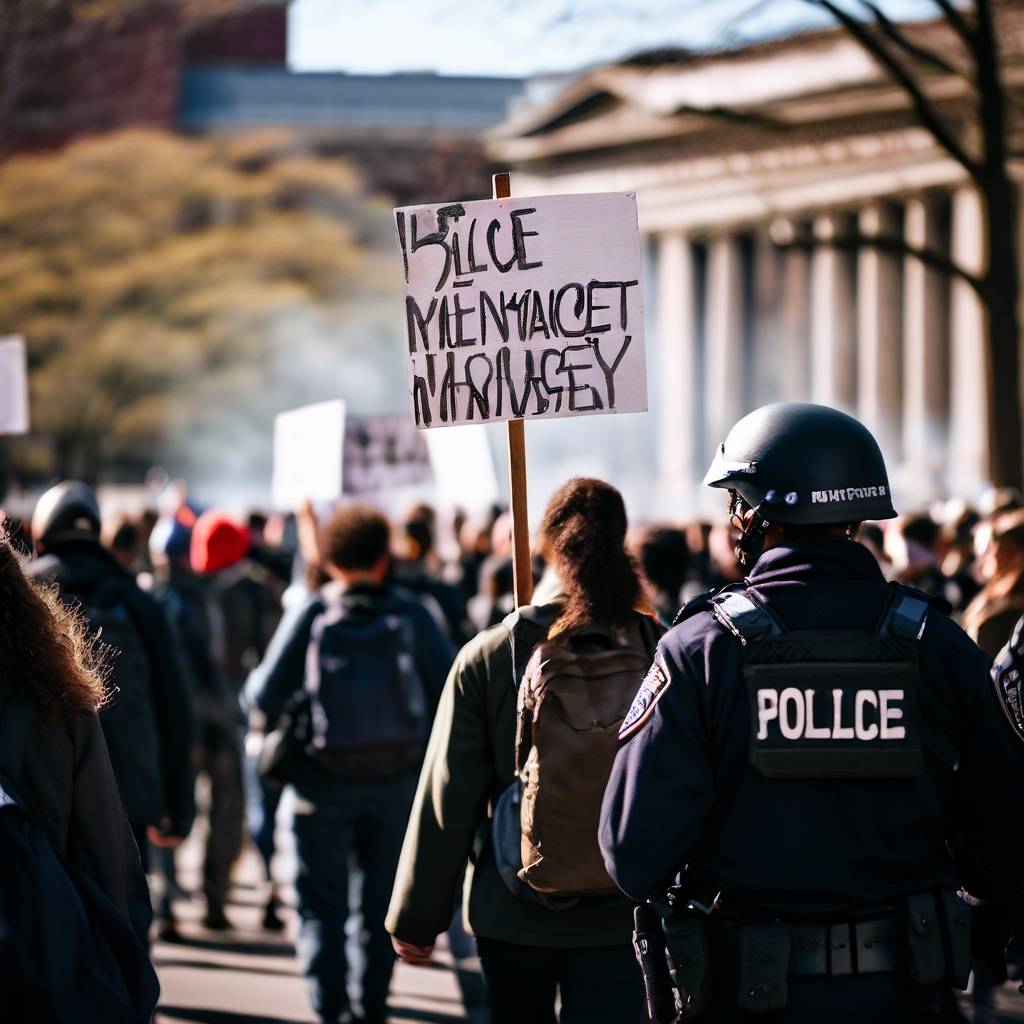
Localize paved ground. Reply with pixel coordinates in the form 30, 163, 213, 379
153, 810, 487, 1024
153, 816, 1024, 1023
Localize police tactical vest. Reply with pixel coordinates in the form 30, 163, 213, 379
711, 586, 928, 779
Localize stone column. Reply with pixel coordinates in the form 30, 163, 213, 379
857, 202, 903, 461
655, 230, 699, 512
949, 186, 989, 494
811, 213, 858, 410
752, 232, 784, 407
902, 196, 950, 498
779, 232, 811, 402
705, 233, 745, 451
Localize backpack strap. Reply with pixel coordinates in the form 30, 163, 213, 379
877, 584, 931, 641
502, 605, 559, 694
710, 590, 785, 647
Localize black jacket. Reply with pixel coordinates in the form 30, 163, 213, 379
601, 539, 1024, 918
28, 541, 195, 836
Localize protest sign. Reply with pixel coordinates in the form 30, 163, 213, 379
343, 414, 433, 496
271, 399, 346, 510
424, 425, 500, 514
0, 336, 29, 435
394, 190, 646, 430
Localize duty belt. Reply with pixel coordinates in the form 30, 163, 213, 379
788, 916, 901, 975
712, 914, 902, 977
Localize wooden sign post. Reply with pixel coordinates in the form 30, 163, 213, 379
492, 171, 534, 607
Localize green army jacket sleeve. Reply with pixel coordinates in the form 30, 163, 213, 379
386, 625, 505, 946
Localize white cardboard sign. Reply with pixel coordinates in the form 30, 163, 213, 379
271, 399, 346, 510
394, 192, 646, 429
0, 336, 29, 435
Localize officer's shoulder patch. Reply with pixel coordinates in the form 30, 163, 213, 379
992, 647, 1024, 747
619, 654, 672, 741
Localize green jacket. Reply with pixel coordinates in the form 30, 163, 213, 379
386, 576, 638, 949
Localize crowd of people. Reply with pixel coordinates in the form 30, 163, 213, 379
2, 404, 1024, 1023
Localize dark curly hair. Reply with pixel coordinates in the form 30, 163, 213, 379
320, 505, 391, 571
539, 478, 641, 634
0, 536, 107, 714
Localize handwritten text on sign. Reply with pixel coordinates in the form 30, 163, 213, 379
395, 193, 646, 429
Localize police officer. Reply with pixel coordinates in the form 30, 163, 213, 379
600, 402, 1024, 1023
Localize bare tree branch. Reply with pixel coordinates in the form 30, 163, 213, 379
781, 230, 984, 294
856, 0, 959, 77
931, 0, 978, 50
804, 0, 981, 178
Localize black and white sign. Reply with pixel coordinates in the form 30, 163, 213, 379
394, 193, 647, 429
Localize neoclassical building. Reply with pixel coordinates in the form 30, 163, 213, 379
488, 15, 1024, 518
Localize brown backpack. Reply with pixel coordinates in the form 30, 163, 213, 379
514, 615, 661, 896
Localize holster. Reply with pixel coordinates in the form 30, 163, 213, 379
633, 904, 677, 1023
662, 912, 713, 1018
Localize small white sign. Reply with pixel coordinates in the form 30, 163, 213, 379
271, 399, 346, 511
425, 425, 500, 513
0, 336, 29, 435
394, 192, 647, 429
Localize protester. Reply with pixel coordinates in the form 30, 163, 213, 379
149, 508, 245, 932
632, 523, 690, 626
962, 507, 1024, 657
247, 505, 454, 1024
0, 532, 159, 1021
26, 481, 196, 938
192, 509, 285, 931
392, 501, 470, 644
388, 478, 662, 1024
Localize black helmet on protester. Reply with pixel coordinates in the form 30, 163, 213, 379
32, 480, 102, 550
704, 402, 897, 526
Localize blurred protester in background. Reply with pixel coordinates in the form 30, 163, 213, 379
705, 519, 744, 589
392, 502, 470, 644
937, 501, 982, 612
633, 523, 690, 626
149, 508, 244, 932
27, 481, 195, 942
0, 533, 159, 1021
857, 522, 894, 577
448, 511, 496, 612
247, 506, 454, 1024
962, 508, 1024, 657
388, 478, 659, 1024
467, 552, 515, 634
886, 514, 946, 596
191, 509, 286, 931
106, 517, 146, 575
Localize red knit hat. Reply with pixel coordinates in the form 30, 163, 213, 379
190, 510, 250, 574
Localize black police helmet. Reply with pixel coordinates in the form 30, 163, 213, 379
32, 480, 102, 548
703, 402, 896, 525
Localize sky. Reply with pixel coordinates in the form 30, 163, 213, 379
289, 0, 942, 78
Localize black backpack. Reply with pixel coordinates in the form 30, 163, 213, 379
303, 595, 428, 779
78, 580, 163, 826
0, 701, 160, 1023
710, 583, 930, 779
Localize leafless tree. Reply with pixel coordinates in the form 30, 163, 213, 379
796, 0, 1022, 488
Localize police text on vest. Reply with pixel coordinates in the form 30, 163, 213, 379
756, 688, 906, 741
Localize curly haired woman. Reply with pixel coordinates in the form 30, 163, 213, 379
0, 531, 157, 1020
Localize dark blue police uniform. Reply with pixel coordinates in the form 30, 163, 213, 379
600, 538, 1024, 1023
